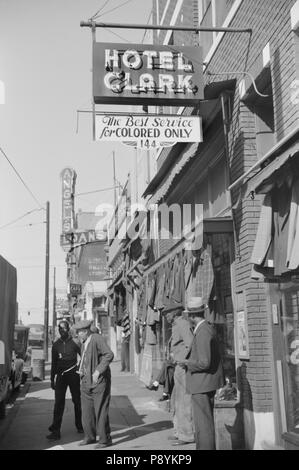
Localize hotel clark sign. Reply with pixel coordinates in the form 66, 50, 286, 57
93, 42, 203, 106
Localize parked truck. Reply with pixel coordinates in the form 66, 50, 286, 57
0, 255, 17, 418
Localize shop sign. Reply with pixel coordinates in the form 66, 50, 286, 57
60, 167, 76, 235
95, 114, 202, 149
70, 283, 82, 295
77, 241, 107, 283
93, 42, 203, 106
60, 230, 96, 247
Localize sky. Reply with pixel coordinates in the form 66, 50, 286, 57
0, 0, 152, 325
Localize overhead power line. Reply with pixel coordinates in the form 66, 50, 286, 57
75, 185, 121, 197
93, 0, 135, 20
89, 0, 110, 20
103, 27, 130, 42
0, 145, 44, 209
0, 208, 44, 230
0, 221, 46, 230
141, 8, 153, 44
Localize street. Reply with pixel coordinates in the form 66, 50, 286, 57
0, 359, 195, 451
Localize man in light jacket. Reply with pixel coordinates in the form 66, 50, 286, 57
164, 304, 194, 445
74, 319, 114, 449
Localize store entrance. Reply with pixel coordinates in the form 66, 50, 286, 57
269, 281, 299, 449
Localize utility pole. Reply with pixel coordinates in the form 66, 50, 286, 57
52, 266, 56, 342
43, 201, 50, 361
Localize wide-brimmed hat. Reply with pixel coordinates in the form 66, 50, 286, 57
163, 301, 184, 314
73, 319, 92, 330
183, 296, 206, 314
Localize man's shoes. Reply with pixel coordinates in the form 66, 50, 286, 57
78, 438, 96, 446
46, 432, 61, 440
158, 394, 170, 401
172, 440, 194, 446
77, 428, 84, 434
146, 383, 159, 391
95, 439, 112, 449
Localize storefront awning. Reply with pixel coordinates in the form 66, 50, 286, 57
246, 140, 299, 194
145, 142, 200, 204
143, 80, 236, 202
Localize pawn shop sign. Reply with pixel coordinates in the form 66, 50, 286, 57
93, 42, 203, 106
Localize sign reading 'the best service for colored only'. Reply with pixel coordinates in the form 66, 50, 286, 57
95, 114, 203, 149
93, 42, 203, 106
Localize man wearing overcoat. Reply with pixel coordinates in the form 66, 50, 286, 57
179, 297, 224, 450
74, 319, 114, 449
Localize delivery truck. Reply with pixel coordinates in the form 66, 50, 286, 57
0, 255, 17, 418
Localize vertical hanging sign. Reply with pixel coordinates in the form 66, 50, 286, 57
60, 168, 77, 236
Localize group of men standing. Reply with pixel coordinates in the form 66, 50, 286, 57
46, 295, 224, 451
46, 319, 114, 449
157, 296, 224, 450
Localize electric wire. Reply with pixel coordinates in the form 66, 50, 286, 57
0, 145, 44, 209
102, 27, 130, 42
89, 0, 110, 21
0, 208, 44, 230
92, 0, 135, 20
0, 221, 46, 230
141, 8, 153, 44
75, 185, 121, 197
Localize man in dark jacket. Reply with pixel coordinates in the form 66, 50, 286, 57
179, 297, 224, 450
47, 320, 83, 440
74, 319, 114, 449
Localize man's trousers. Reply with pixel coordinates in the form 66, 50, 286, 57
52, 370, 82, 431
191, 391, 216, 450
80, 377, 111, 444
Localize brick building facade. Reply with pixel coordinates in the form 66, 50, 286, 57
105, 0, 299, 449
141, 0, 299, 450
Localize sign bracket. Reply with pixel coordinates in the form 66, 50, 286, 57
80, 21, 252, 35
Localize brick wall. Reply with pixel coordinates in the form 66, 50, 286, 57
208, 0, 298, 414
149, 0, 298, 415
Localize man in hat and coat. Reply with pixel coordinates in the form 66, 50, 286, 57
179, 297, 224, 450
74, 319, 114, 449
164, 304, 194, 445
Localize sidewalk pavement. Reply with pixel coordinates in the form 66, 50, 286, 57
0, 359, 196, 451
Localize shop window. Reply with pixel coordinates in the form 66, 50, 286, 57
209, 233, 237, 398
281, 285, 299, 434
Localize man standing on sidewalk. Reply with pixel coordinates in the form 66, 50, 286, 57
74, 319, 114, 449
47, 320, 83, 441
180, 297, 224, 450
165, 305, 194, 446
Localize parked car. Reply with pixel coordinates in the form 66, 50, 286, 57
11, 325, 30, 390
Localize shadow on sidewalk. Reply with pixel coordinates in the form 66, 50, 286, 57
111, 420, 172, 447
